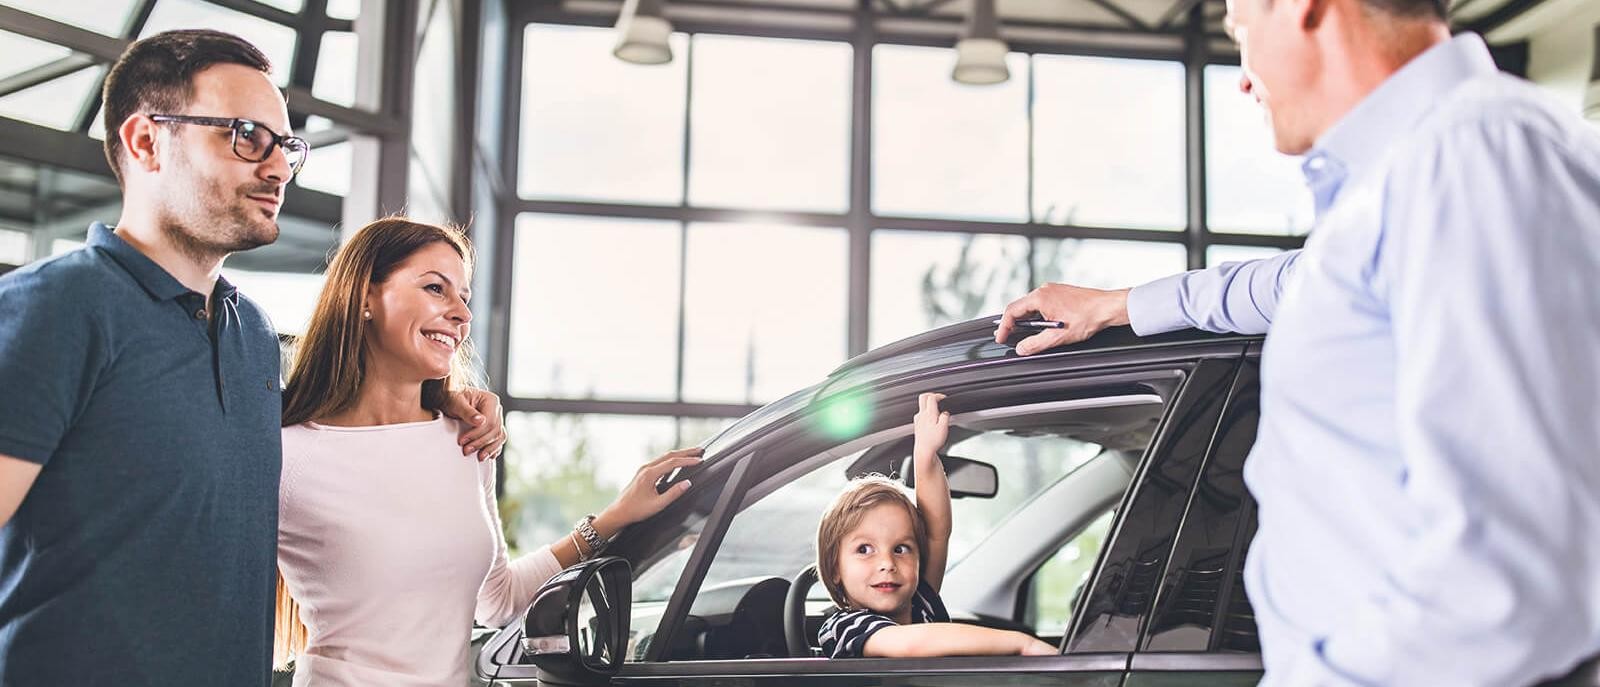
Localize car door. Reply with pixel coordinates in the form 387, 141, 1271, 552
474, 340, 1251, 686
1123, 346, 1263, 687
616, 349, 1245, 687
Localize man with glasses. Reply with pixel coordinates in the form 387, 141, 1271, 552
0, 30, 503, 685
998, 0, 1600, 684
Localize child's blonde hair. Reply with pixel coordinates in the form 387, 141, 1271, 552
815, 475, 929, 608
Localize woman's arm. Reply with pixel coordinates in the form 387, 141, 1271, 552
474, 447, 705, 627
912, 392, 952, 592
551, 447, 704, 567
863, 623, 1055, 658
474, 462, 563, 628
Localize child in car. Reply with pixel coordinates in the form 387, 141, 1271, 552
814, 392, 1057, 658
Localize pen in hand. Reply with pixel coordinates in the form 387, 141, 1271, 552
992, 317, 1065, 329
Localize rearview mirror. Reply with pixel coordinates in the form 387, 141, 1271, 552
518, 556, 631, 685
901, 454, 998, 499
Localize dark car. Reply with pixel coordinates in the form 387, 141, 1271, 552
473, 317, 1599, 687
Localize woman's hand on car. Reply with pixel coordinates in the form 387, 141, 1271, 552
593, 447, 706, 535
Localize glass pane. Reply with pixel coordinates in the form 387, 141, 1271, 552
312, 32, 357, 108
944, 428, 1108, 562
1204, 66, 1314, 235
509, 214, 681, 400
52, 238, 84, 255
687, 35, 850, 212
0, 30, 72, 81
678, 416, 736, 447
873, 44, 1028, 222
682, 222, 847, 404
2, 0, 140, 36
221, 268, 325, 335
407, 1, 456, 222
870, 230, 1029, 348
141, 0, 298, 87
1033, 55, 1185, 230
1032, 238, 1188, 289
0, 65, 102, 131
326, 0, 360, 20
698, 448, 862, 603
1030, 509, 1114, 637
294, 139, 352, 196
1207, 244, 1284, 266
252, 0, 304, 12
519, 24, 688, 204
0, 229, 28, 266
88, 102, 106, 140
500, 412, 681, 557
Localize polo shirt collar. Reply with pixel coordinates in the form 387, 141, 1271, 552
88, 222, 238, 306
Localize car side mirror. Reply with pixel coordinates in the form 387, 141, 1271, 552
901, 454, 998, 499
519, 556, 632, 686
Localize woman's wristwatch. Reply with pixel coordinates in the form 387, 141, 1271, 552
573, 514, 609, 561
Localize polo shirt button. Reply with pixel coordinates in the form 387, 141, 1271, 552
194, 309, 207, 320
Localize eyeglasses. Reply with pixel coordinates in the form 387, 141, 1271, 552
148, 114, 309, 178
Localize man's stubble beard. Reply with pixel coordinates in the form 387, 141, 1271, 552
157, 151, 281, 265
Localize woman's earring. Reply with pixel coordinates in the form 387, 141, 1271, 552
363, 309, 372, 320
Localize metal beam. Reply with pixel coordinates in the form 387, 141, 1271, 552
453, 0, 484, 223
284, 88, 406, 136
1464, 0, 1543, 35
897, 0, 960, 16
75, 0, 158, 135
0, 55, 97, 98
1158, 0, 1210, 31
525, 6, 1227, 63
200, 0, 303, 28
514, 196, 1245, 246
1182, 3, 1207, 270
848, 0, 873, 357
1207, 232, 1305, 249
0, 5, 403, 137
0, 117, 114, 178
490, 0, 524, 402
0, 5, 127, 62
1083, 0, 1153, 32
289, 0, 333, 92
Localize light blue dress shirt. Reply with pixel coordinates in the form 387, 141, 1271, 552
1127, 33, 1600, 686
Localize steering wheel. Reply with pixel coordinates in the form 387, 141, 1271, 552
784, 564, 820, 658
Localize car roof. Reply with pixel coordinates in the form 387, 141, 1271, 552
829, 316, 1256, 380
699, 315, 1258, 458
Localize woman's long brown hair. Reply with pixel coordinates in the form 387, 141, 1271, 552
273, 216, 479, 670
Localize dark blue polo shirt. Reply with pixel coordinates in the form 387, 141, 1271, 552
0, 223, 280, 686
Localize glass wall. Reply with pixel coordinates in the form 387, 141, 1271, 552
501, 21, 1302, 552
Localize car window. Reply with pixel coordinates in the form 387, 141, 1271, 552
1142, 357, 1261, 653
666, 394, 1167, 661
1027, 508, 1115, 638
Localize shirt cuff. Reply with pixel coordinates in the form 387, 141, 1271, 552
1126, 273, 1192, 336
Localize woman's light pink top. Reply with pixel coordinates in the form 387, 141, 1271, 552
278, 416, 561, 686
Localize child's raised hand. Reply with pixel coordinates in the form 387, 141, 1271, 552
912, 392, 950, 461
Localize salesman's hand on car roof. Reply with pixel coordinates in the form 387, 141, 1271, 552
996, 284, 1131, 356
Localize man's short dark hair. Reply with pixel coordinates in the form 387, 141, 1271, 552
101, 30, 273, 186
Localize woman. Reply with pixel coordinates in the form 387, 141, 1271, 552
274, 217, 700, 685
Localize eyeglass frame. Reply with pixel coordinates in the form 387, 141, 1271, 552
147, 114, 309, 178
